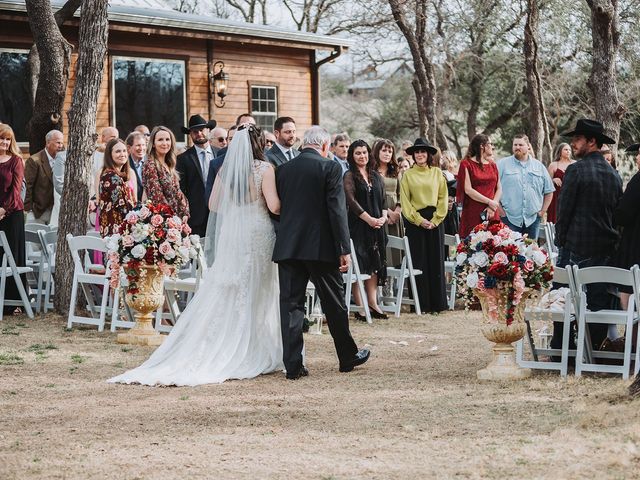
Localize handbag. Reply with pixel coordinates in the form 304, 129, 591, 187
418, 206, 436, 221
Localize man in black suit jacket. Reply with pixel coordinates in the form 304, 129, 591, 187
176, 115, 216, 237
266, 116, 300, 167
126, 131, 146, 203
272, 126, 370, 379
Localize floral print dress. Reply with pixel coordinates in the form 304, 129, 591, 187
142, 158, 190, 220
99, 169, 136, 237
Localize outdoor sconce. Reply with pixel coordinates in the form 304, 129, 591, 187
210, 61, 229, 108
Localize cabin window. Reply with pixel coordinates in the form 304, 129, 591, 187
112, 56, 186, 142
0, 49, 32, 143
250, 85, 278, 132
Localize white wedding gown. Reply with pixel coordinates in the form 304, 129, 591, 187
108, 161, 283, 386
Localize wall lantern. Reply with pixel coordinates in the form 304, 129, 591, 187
210, 61, 229, 108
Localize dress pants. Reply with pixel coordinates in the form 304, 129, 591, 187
278, 260, 358, 374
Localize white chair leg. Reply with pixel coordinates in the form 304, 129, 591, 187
561, 317, 571, 378
344, 279, 352, 314
575, 314, 586, 377
67, 279, 79, 329
14, 271, 34, 319
409, 274, 421, 315
97, 284, 109, 332
110, 287, 120, 332
0, 270, 6, 322
623, 317, 634, 380
356, 279, 372, 324
394, 276, 404, 317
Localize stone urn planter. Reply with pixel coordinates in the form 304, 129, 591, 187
117, 266, 165, 347
474, 288, 532, 381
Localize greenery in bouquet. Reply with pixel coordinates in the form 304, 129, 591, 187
455, 221, 554, 325
105, 202, 201, 295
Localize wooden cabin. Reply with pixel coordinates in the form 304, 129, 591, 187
0, 0, 350, 148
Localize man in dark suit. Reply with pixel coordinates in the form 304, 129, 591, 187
266, 116, 299, 167
176, 114, 216, 237
125, 131, 146, 203
272, 126, 370, 380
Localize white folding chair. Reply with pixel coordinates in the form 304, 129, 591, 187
66, 234, 118, 332
24, 229, 45, 313
572, 265, 640, 379
152, 249, 207, 333
543, 223, 558, 265
343, 239, 372, 324
37, 230, 58, 313
0, 231, 35, 321
517, 266, 575, 377
444, 233, 460, 310
380, 235, 422, 317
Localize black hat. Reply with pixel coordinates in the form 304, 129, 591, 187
625, 143, 640, 154
405, 137, 438, 155
181, 114, 216, 134
561, 119, 616, 144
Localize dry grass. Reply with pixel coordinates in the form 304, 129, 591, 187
1, 311, 639, 479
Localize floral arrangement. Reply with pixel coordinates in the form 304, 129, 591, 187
105, 202, 200, 295
455, 220, 553, 325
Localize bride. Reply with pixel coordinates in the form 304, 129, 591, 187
108, 125, 284, 386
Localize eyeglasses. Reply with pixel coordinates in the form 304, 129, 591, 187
143, 133, 150, 137
217, 137, 227, 142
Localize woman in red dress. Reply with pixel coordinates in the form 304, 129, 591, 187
456, 134, 501, 238
546, 143, 574, 224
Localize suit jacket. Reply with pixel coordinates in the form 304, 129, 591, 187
176, 146, 209, 233
128, 155, 145, 202
266, 144, 299, 168
24, 149, 54, 218
205, 147, 227, 204
273, 147, 350, 264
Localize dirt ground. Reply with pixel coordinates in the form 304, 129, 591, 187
1, 310, 639, 479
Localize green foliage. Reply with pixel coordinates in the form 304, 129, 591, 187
0, 353, 25, 365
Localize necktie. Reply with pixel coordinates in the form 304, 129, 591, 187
286, 150, 293, 161
200, 150, 208, 181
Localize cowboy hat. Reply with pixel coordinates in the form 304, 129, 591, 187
625, 143, 640, 154
405, 137, 438, 155
561, 119, 616, 144
181, 114, 216, 134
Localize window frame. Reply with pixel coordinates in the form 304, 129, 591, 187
248, 82, 279, 132
110, 54, 188, 145
0, 47, 33, 147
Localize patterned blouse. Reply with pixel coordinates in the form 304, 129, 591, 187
142, 158, 190, 220
98, 169, 136, 237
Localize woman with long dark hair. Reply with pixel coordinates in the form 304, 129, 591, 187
400, 138, 448, 313
98, 138, 136, 237
456, 134, 501, 238
0, 124, 27, 316
546, 142, 574, 224
142, 126, 189, 219
373, 139, 403, 267
344, 139, 388, 319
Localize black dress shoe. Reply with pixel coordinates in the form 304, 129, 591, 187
368, 307, 388, 319
339, 348, 370, 372
353, 311, 367, 322
286, 366, 309, 380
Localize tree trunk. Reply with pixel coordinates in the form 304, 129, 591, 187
524, 0, 551, 162
388, 0, 438, 144
25, 0, 73, 153
585, 0, 626, 152
55, 0, 109, 315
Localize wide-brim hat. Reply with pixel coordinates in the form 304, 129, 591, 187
181, 114, 216, 134
561, 118, 616, 144
625, 143, 640, 154
406, 137, 438, 155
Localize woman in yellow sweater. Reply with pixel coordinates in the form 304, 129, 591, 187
400, 138, 449, 313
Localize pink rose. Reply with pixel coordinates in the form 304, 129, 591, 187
167, 228, 181, 243
151, 214, 164, 227
493, 251, 509, 265
158, 241, 172, 256
125, 211, 139, 224
122, 235, 134, 247
498, 228, 511, 239
167, 218, 178, 229
523, 259, 534, 272
182, 223, 192, 235
139, 206, 151, 219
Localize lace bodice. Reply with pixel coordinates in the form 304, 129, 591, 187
252, 160, 271, 209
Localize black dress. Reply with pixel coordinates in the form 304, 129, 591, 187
612, 171, 640, 293
344, 170, 387, 284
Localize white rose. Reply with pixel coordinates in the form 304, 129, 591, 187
470, 251, 489, 267
532, 250, 547, 266
105, 234, 121, 252
456, 252, 468, 266
178, 246, 190, 261
189, 234, 201, 247
466, 271, 479, 289
131, 224, 149, 242
163, 249, 176, 260
131, 244, 146, 259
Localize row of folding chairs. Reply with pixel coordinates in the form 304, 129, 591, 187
517, 264, 640, 379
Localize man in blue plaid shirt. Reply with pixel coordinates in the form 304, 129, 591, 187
551, 119, 623, 352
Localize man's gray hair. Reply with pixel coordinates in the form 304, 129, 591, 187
45, 130, 62, 142
303, 126, 330, 148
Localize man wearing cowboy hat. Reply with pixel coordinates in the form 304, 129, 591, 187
626, 142, 640, 170
550, 119, 623, 352
176, 114, 217, 237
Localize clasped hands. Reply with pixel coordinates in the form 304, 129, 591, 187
0, 207, 5, 221
367, 216, 386, 229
